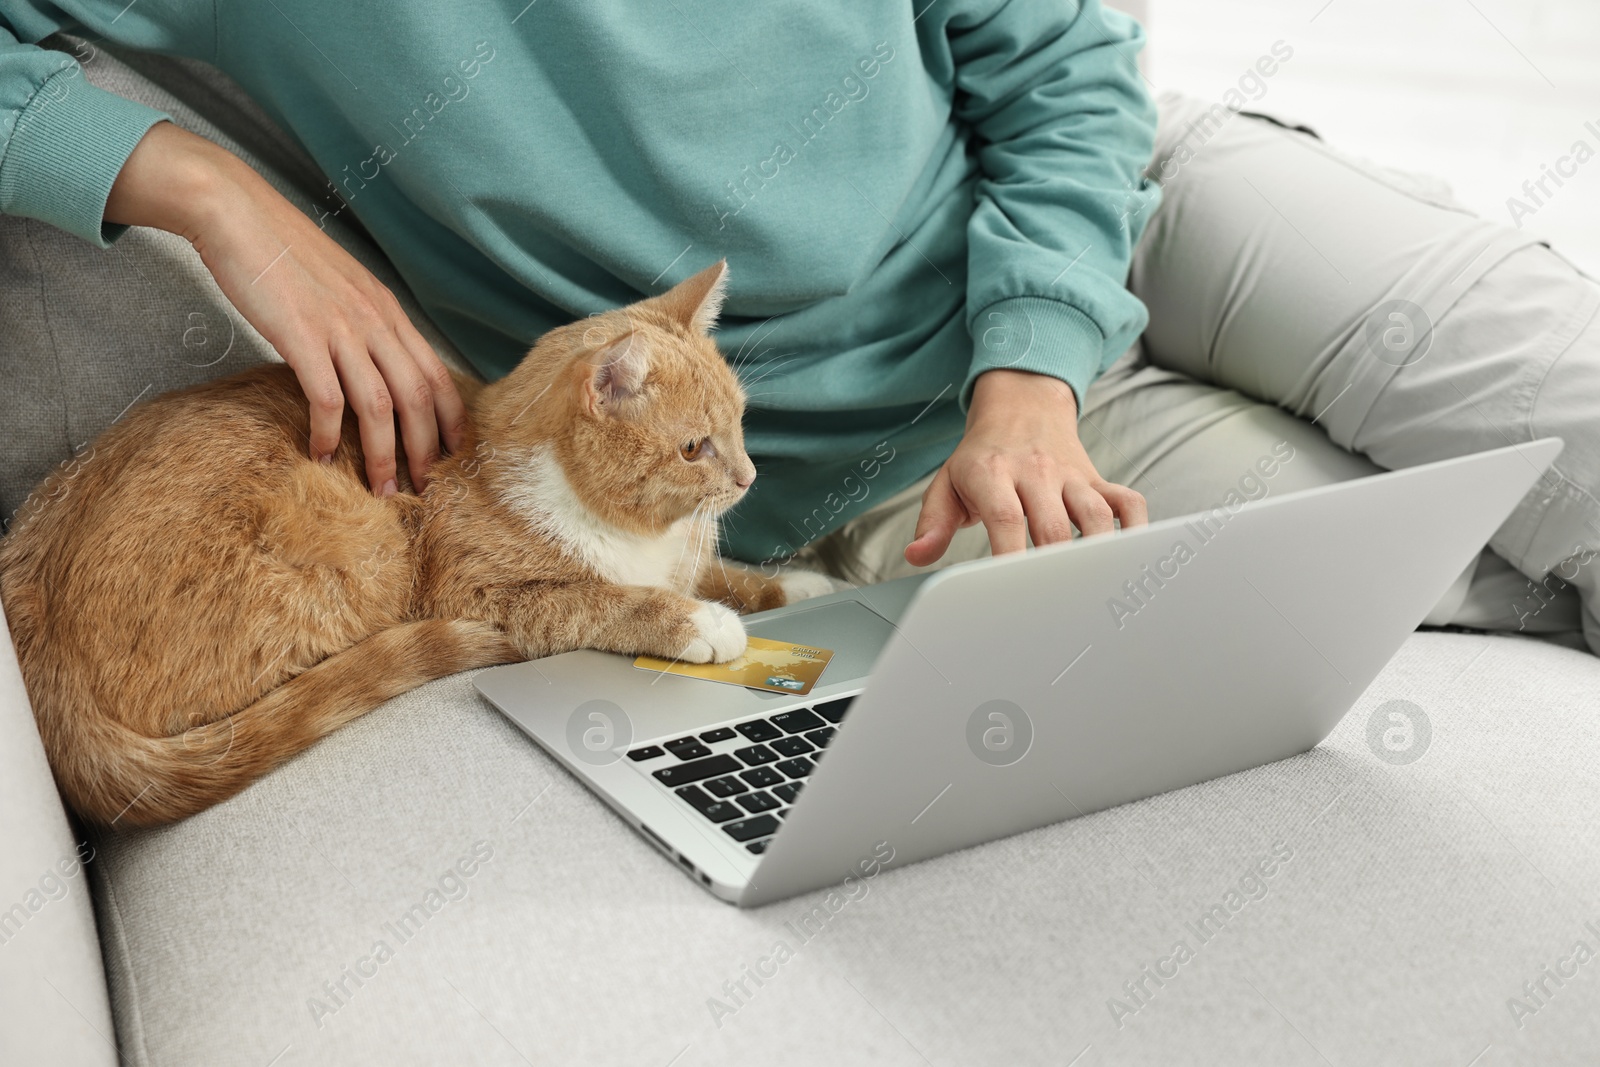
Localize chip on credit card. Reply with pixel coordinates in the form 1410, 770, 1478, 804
634, 636, 834, 695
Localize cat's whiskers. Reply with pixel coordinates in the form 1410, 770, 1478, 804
730, 315, 782, 374
737, 342, 780, 376
669, 501, 706, 592
713, 548, 738, 604
739, 353, 801, 391
685, 504, 713, 595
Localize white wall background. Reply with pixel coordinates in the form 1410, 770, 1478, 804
1149, 0, 1600, 275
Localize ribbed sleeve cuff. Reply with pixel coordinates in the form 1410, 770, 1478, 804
961, 296, 1106, 413
0, 68, 171, 248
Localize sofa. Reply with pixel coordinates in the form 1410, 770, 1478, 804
5, 9, 1600, 1066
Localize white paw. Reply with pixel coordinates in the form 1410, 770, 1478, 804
778, 567, 839, 604
680, 601, 748, 663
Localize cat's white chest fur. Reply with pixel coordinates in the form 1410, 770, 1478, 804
499, 447, 703, 589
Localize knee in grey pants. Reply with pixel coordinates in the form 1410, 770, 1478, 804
1131, 91, 1600, 653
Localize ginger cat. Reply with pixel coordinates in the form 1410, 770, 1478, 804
0, 261, 833, 829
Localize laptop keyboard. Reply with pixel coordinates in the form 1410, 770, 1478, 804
626, 696, 855, 855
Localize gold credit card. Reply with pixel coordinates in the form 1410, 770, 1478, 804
634, 636, 834, 695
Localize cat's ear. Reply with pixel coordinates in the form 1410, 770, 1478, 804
653, 259, 729, 335
582, 331, 650, 415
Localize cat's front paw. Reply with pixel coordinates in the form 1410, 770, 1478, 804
778, 567, 839, 604
679, 600, 748, 663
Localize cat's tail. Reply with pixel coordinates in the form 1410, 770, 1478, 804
51, 619, 518, 829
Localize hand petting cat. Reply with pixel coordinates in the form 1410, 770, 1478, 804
0, 260, 837, 828
905, 367, 1149, 566
105, 120, 466, 497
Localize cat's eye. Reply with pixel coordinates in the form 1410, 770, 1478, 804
680, 438, 709, 461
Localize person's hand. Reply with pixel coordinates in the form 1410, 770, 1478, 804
105, 121, 465, 495
905, 368, 1148, 565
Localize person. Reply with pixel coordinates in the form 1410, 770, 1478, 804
2, 1, 1597, 652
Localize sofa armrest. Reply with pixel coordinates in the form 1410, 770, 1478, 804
0, 594, 117, 1067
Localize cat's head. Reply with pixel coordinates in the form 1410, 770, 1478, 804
480, 260, 755, 534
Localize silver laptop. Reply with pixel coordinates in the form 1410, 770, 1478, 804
474, 437, 1562, 906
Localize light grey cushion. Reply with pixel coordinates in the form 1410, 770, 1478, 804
90, 629, 1600, 1065
0, 593, 117, 1067
0, 37, 481, 527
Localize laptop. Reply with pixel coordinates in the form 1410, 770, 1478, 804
474, 437, 1563, 906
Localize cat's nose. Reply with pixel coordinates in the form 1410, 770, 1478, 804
733, 461, 756, 488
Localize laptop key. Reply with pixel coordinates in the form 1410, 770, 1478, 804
740, 766, 783, 788
652, 754, 741, 787
723, 814, 781, 842
771, 709, 825, 734
746, 839, 770, 854
700, 727, 737, 743
804, 727, 835, 748
704, 776, 748, 798
675, 785, 741, 823
627, 745, 665, 762
812, 698, 854, 724
772, 781, 803, 804
734, 744, 778, 766
776, 757, 814, 779
770, 735, 814, 757
737, 791, 779, 813
667, 741, 712, 761
734, 719, 782, 743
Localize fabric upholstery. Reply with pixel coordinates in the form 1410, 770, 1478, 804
90, 630, 1600, 1065
0, 593, 116, 1067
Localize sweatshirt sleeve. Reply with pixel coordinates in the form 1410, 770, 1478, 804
0, 4, 212, 247
936, 0, 1161, 412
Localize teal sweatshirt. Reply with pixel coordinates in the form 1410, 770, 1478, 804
0, 1, 1160, 565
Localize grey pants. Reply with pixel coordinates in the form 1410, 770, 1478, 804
798, 92, 1600, 654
